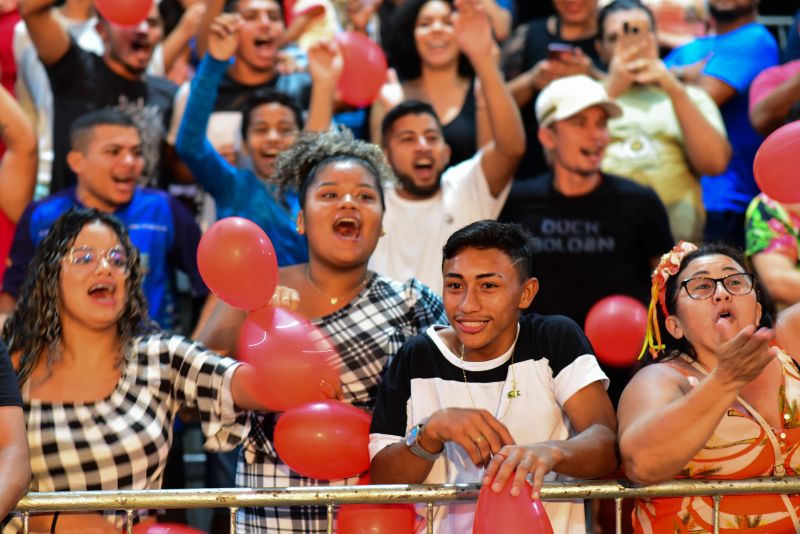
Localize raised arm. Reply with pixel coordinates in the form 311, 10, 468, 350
304, 40, 343, 133
749, 70, 800, 136
160, 2, 207, 75
454, 0, 524, 197
0, 84, 37, 223
483, 381, 617, 498
751, 252, 800, 308
17, 0, 70, 66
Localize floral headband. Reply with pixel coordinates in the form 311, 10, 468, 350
639, 241, 698, 360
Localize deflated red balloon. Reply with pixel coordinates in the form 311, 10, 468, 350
584, 295, 647, 367
96, 0, 154, 26
197, 217, 278, 311
274, 400, 371, 480
473, 478, 554, 534
237, 307, 340, 411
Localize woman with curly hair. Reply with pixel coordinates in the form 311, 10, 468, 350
618, 242, 800, 533
197, 130, 447, 533
0, 208, 289, 534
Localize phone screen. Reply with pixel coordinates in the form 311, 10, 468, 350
547, 43, 575, 61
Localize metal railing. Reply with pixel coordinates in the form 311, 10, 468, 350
12, 478, 800, 534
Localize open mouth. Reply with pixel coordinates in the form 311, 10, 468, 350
130, 39, 152, 55
716, 309, 734, 323
412, 158, 435, 178
456, 319, 489, 334
88, 283, 116, 304
254, 36, 276, 52
333, 217, 361, 239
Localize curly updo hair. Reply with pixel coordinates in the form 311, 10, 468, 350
273, 130, 394, 209
3, 208, 156, 385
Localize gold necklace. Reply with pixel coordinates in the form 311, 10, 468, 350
305, 266, 369, 306
459, 344, 521, 414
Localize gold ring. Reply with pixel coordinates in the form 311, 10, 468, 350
475, 435, 485, 443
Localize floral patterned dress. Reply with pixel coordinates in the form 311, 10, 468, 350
745, 194, 800, 275
633, 350, 800, 533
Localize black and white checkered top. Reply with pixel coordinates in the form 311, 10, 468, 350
236, 274, 446, 533
3, 333, 250, 531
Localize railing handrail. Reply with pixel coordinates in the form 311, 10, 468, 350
14, 478, 800, 513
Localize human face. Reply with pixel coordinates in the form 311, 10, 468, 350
707, 0, 758, 22
59, 222, 129, 332
442, 248, 537, 361
384, 113, 451, 199
235, 0, 286, 72
245, 103, 299, 179
597, 9, 653, 64
298, 161, 384, 268
554, 0, 598, 27
100, 4, 163, 77
539, 106, 610, 178
414, 1, 459, 70
69, 125, 144, 211
667, 254, 762, 356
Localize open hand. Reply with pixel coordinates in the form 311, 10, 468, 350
208, 13, 242, 61
483, 443, 562, 498
307, 40, 344, 85
714, 323, 777, 388
453, 0, 496, 62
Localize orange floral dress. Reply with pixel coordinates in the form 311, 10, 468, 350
633, 351, 800, 533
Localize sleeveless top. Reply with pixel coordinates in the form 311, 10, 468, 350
440, 78, 477, 167
633, 350, 800, 533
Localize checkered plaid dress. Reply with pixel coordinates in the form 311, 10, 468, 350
2, 334, 250, 532
236, 274, 446, 533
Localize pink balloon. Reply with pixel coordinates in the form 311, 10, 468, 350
274, 400, 371, 480
335, 32, 388, 107
237, 307, 341, 411
473, 478, 554, 534
584, 295, 648, 368
197, 217, 278, 311
96, 0, 154, 26
753, 121, 800, 203
132, 523, 205, 534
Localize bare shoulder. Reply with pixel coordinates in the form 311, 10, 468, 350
777, 304, 800, 359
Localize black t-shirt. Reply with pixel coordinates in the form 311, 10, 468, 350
501, 17, 604, 180
46, 41, 178, 193
214, 69, 312, 112
0, 340, 22, 408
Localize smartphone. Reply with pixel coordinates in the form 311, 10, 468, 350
547, 43, 576, 62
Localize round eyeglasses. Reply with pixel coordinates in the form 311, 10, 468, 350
64, 246, 129, 273
680, 272, 755, 300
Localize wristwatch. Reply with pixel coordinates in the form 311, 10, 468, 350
405, 424, 442, 462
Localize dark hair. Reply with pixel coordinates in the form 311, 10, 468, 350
597, 0, 657, 41
386, 0, 474, 81
224, 0, 283, 16
240, 89, 304, 141
272, 130, 393, 209
3, 209, 156, 386
642, 243, 776, 366
380, 100, 443, 146
69, 109, 139, 153
442, 220, 535, 281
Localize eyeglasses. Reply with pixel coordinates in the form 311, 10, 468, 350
680, 272, 755, 300
64, 246, 129, 273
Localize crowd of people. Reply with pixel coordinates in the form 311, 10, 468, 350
0, 0, 798, 532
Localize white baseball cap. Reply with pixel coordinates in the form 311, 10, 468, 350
535, 75, 623, 127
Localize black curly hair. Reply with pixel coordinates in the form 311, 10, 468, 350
3, 208, 157, 386
386, 0, 474, 81
641, 243, 776, 366
273, 130, 394, 210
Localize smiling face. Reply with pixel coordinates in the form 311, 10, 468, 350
442, 247, 537, 361
384, 112, 451, 199
59, 221, 129, 333
69, 125, 144, 211
297, 160, 384, 268
414, 0, 459, 70
235, 0, 286, 72
245, 102, 300, 179
666, 254, 762, 358
539, 106, 610, 179
99, 4, 163, 77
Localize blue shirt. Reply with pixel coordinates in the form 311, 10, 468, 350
2, 187, 207, 328
665, 23, 779, 213
175, 55, 308, 267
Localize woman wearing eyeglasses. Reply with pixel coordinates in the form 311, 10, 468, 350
0, 208, 288, 533
617, 241, 800, 533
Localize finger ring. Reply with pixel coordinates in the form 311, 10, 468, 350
475, 435, 485, 443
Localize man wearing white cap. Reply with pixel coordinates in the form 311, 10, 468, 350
499, 74, 673, 404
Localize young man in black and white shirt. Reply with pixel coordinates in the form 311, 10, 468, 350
369, 220, 618, 534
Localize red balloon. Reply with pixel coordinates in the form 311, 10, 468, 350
96, 0, 154, 26
753, 121, 800, 203
237, 307, 341, 411
584, 295, 648, 367
274, 400, 371, 480
335, 32, 388, 107
131, 523, 205, 534
338, 504, 417, 534
473, 478, 554, 534
197, 217, 278, 311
